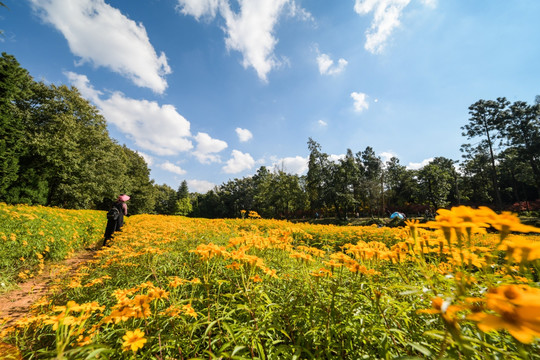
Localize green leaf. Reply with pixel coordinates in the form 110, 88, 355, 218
406, 341, 433, 357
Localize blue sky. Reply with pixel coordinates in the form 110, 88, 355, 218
2, 0, 539, 193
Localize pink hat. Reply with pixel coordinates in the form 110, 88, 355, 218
118, 194, 130, 202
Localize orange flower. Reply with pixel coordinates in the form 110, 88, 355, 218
467, 285, 540, 343
122, 329, 147, 353
418, 297, 463, 329
478, 207, 540, 242
182, 304, 198, 318
309, 267, 332, 278
226, 261, 243, 270
250, 275, 263, 283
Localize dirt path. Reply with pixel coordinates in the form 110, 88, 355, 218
0, 249, 98, 326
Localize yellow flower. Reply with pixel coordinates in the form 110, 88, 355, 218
467, 285, 540, 343
182, 304, 198, 318
169, 276, 188, 288
122, 329, 147, 353
251, 275, 263, 283
309, 267, 332, 278
417, 297, 462, 327
160, 305, 182, 317
478, 207, 540, 242
226, 262, 243, 270
501, 238, 540, 263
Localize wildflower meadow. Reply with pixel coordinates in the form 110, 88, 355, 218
1, 203, 540, 359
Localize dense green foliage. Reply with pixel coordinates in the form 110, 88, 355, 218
1, 52, 539, 219
0, 53, 155, 214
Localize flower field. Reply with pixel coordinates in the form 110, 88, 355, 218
1, 204, 540, 359
0, 203, 105, 293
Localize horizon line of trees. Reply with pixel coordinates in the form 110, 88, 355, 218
181, 96, 540, 219
2, 52, 540, 219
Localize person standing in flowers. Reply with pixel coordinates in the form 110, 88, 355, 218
103, 194, 130, 246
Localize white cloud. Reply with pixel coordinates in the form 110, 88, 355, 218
220, 0, 289, 82
407, 157, 433, 170
193, 132, 228, 164
316, 53, 348, 75
223, 150, 255, 173
176, 0, 222, 20
177, 0, 310, 82
328, 154, 346, 163
286, 1, 314, 22
420, 0, 437, 9
31, 0, 170, 93
235, 127, 253, 142
351, 92, 369, 113
354, 0, 411, 54
137, 151, 154, 166
158, 161, 186, 175
380, 151, 396, 163
187, 179, 216, 193
318, 119, 328, 127
66, 72, 192, 156
270, 156, 308, 175
99, 94, 192, 155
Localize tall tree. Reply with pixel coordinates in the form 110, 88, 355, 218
258, 170, 307, 218
356, 146, 383, 215
0, 53, 33, 200
497, 147, 536, 204
153, 183, 177, 215
461, 98, 509, 209
121, 146, 155, 214
177, 180, 189, 199
174, 180, 192, 216
416, 157, 455, 209
306, 138, 329, 212
459, 144, 493, 205
497, 100, 540, 197
384, 157, 417, 209
333, 149, 359, 219
16, 83, 124, 208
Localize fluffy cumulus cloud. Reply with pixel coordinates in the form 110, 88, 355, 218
99, 94, 193, 155
187, 179, 216, 193
177, 0, 310, 81
270, 156, 308, 175
235, 127, 253, 142
193, 132, 228, 164
66, 72, 192, 156
158, 161, 186, 175
316, 53, 348, 75
351, 92, 369, 113
354, 0, 411, 54
222, 150, 255, 173
30, 0, 171, 93
407, 157, 433, 170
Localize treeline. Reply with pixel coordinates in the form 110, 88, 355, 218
2, 52, 540, 219
185, 98, 540, 219
0, 53, 158, 213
